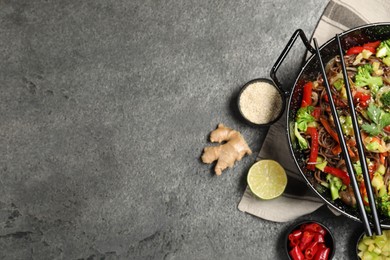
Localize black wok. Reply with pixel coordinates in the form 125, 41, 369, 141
271, 23, 390, 228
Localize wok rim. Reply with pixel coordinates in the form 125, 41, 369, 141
286, 22, 390, 228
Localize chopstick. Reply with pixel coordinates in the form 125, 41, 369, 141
336, 34, 382, 236
313, 38, 379, 237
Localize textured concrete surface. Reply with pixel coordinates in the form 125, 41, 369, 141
0, 0, 363, 259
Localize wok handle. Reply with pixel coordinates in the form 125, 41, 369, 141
270, 29, 315, 96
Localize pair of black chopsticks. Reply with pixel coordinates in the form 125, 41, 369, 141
314, 35, 382, 236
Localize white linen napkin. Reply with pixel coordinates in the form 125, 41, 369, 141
238, 0, 390, 222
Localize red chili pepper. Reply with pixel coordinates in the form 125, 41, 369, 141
301, 81, 313, 107
289, 229, 303, 240
314, 247, 330, 260
289, 245, 305, 260
313, 233, 325, 244
306, 127, 319, 171
288, 229, 303, 247
299, 231, 315, 251
302, 223, 326, 236
305, 241, 319, 259
323, 166, 350, 185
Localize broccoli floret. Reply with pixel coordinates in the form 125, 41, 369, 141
376, 39, 390, 58
294, 122, 308, 150
354, 64, 383, 94
377, 194, 390, 217
380, 91, 390, 107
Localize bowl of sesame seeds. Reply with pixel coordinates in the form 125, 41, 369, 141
237, 78, 285, 127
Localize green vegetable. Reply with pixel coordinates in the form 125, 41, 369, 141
380, 91, 390, 107
383, 56, 390, 66
315, 157, 327, 171
340, 115, 353, 136
377, 164, 386, 175
296, 106, 315, 132
377, 194, 390, 217
354, 161, 365, 183
376, 39, 390, 58
366, 141, 381, 152
294, 122, 308, 150
333, 78, 344, 91
371, 172, 384, 190
354, 64, 383, 94
361, 103, 390, 136
326, 174, 343, 200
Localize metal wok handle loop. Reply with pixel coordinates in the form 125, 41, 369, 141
270, 29, 315, 96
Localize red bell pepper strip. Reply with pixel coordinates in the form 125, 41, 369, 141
346, 40, 381, 55
306, 127, 319, 171
299, 231, 315, 251
323, 166, 350, 185
301, 81, 313, 107
346, 46, 364, 55
302, 223, 326, 235
314, 247, 330, 260
320, 117, 339, 143
363, 40, 381, 49
305, 241, 319, 259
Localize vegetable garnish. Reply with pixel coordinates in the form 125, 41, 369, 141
361, 103, 390, 137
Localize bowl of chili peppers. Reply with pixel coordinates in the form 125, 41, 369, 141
285, 220, 335, 260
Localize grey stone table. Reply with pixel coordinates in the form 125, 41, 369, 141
0, 1, 363, 259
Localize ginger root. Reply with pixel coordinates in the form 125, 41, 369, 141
201, 123, 252, 175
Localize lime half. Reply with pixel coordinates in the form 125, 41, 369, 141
247, 160, 287, 200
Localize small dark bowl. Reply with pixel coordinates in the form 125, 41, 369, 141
285, 220, 335, 260
355, 230, 390, 260
237, 78, 285, 127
